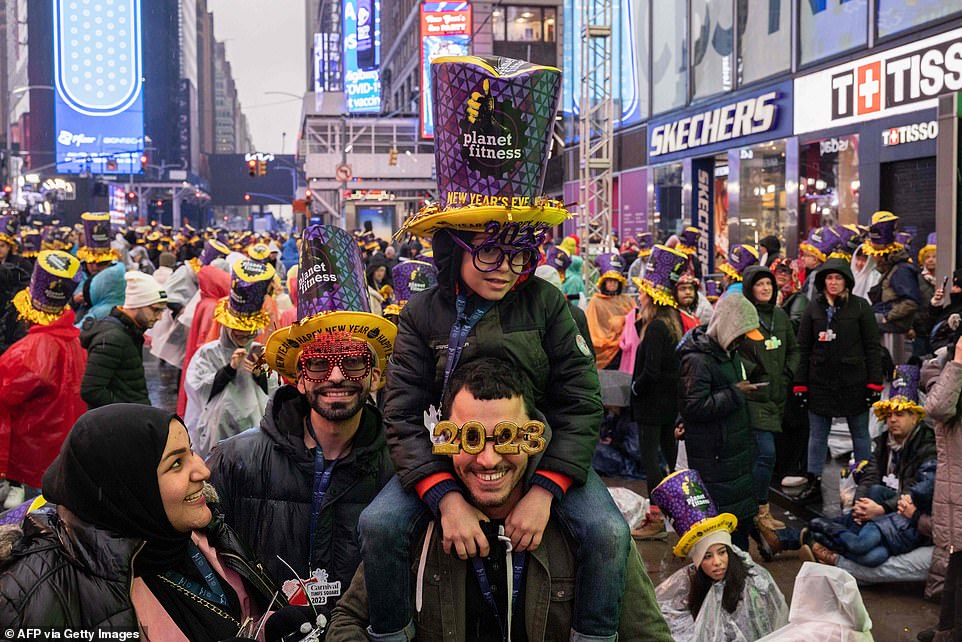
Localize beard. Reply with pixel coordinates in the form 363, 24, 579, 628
305, 380, 370, 421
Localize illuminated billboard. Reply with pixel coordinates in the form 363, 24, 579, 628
343, 0, 381, 112
53, 0, 145, 174
419, 2, 471, 138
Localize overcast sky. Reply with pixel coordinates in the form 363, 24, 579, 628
208, 0, 307, 154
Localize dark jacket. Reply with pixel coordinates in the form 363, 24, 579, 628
866, 456, 937, 557
676, 325, 756, 523
383, 230, 602, 490
631, 314, 681, 426
780, 290, 809, 334
0, 504, 281, 629
207, 385, 395, 600
856, 423, 937, 512
327, 518, 673, 642
740, 266, 800, 433
0, 303, 27, 356
868, 249, 921, 334
79, 307, 150, 407
795, 259, 883, 418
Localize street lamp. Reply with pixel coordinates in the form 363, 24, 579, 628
7, 85, 55, 186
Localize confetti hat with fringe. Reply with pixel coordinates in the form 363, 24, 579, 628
863, 211, 904, 257
718, 244, 759, 282
652, 469, 738, 563
12, 250, 82, 325
76, 212, 119, 263
213, 259, 276, 332
633, 244, 688, 308
873, 364, 926, 420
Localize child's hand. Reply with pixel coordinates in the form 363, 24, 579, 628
439, 493, 490, 560
505, 485, 553, 552
897, 494, 917, 519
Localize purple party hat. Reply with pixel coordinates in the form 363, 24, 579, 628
12, 250, 82, 325
633, 244, 688, 308
213, 259, 276, 332
390, 260, 438, 307
77, 212, 119, 263
651, 469, 737, 560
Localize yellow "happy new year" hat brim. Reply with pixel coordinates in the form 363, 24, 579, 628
398, 201, 569, 239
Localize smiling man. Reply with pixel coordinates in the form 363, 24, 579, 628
328, 358, 672, 641
206, 224, 397, 623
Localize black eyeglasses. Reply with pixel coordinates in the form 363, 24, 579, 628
451, 235, 539, 275
300, 351, 372, 382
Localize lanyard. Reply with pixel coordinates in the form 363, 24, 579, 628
305, 419, 337, 567
441, 293, 493, 395
470, 550, 527, 642
161, 541, 229, 607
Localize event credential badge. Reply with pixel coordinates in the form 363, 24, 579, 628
283, 568, 342, 607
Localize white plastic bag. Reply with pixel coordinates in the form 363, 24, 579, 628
606, 486, 649, 530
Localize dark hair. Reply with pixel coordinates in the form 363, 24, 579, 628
687, 545, 748, 617
441, 357, 536, 420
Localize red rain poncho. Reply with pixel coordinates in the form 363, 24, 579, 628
0, 309, 87, 487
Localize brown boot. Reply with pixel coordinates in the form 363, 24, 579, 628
812, 543, 838, 565
756, 503, 786, 530
631, 507, 668, 540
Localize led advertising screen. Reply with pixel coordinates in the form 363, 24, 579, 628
343, 0, 381, 112
356, 0, 377, 70
419, 2, 472, 138
53, 0, 145, 174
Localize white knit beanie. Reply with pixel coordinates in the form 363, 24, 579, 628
124, 271, 168, 308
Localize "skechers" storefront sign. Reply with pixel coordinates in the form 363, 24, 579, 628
649, 93, 779, 158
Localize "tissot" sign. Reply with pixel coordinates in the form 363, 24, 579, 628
795, 29, 961, 134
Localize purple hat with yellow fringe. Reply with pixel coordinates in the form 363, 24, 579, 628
12, 250, 82, 325
863, 211, 903, 256
0, 212, 19, 249
247, 242, 272, 263
399, 55, 569, 238
677, 227, 700, 255
390, 260, 438, 309
718, 244, 759, 282
918, 232, 937, 264
799, 227, 838, 263
76, 213, 119, 263
213, 259, 276, 332
829, 224, 863, 260
595, 252, 627, 288
189, 239, 232, 272
651, 469, 738, 565
637, 232, 654, 258
262, 225, 397, 388
873, 364, 925, 420
632, 244, 688, 308
544, 244, 572, 278
19, 229, 41, 258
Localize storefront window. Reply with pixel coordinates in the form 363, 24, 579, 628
493, 8, 506, 41
799, 135, 860, 234
691, 0, 733, 99
506, 7, 543, 42
799, 0, 868, 66
737, 140, 787, 246
877, 0, 959, 39
650, 163, 686, 244
651, 2, 688, 114
736, 0, 790, 85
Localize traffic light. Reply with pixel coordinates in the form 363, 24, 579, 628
388, 148, 398, 166
126, 191, 138, 205
248, 159, 257, 177
2, 185, 11, 202
244, 193, 251, 201
257, 160, 267, 176
140, 153, 148, 172
305, 189, 312, 205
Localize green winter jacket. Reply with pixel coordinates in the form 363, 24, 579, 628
79, 307, 150, 408
327, 518, 673, 641
740, 266, 800, 433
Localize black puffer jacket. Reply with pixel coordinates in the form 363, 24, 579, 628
676, 325, 756, 523
795, 259, 883, 418
79, 306, 150, 407
857, 423, 937, 511
384, 229, 602, 489
631, 314, 682, 426
0, 504, 281, 628
207, 385, 394, 598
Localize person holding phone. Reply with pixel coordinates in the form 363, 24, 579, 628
738, 265, 800, 559
184, 259, 280, 457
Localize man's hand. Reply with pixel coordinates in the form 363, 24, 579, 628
897, 494, 917, 519
229, 348, 247, 370
505, 485, 552, 552
73, 292, 85, 304
439, 492, 490, 560
734, 380, 758, 394
674, 423, 685, 440
853, 497, 886, 523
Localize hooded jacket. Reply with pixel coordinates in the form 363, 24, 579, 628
676, 294, 758, 523
76, 261, 126, 328
79, 306, 150, 408
922, 355, 962, 554
0, 310, 87, 487
0, 505, 280, 632
795, 259, 883, 418
739, 266, 800, 433
177, 265, 232, 415
383, 229, 602, 491
207, 386, 394, 607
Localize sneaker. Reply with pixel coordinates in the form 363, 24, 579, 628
781, 475, 807, 488
798, 544, 816, 562
3, 484, 24, 510
811, 543, 838, 565
631, 513, 668, 541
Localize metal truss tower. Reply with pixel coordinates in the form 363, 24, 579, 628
577, 0, 614, 294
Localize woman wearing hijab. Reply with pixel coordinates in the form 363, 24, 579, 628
0, 404, 284, 639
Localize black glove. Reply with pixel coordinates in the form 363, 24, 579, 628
866, 386, 883, 405
793, 386, 808, 410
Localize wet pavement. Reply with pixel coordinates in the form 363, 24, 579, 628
146, 348, 940, 640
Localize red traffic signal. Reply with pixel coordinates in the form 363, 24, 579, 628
247, 159, 257, 177
140, 153, 148, 170
244, 193, 251, 201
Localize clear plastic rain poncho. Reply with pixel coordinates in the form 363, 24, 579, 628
756, 562, 873, 642
656, 545, 789, 642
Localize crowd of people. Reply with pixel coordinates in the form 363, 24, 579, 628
0, 53, 957, 641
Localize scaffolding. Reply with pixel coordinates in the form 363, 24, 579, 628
577, 0, 614, 294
